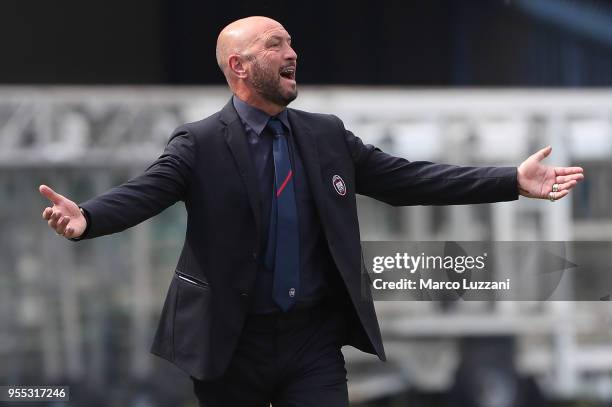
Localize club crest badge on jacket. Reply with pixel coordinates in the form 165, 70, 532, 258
332, 174, 347, 196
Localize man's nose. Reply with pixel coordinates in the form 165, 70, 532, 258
285, 45, 297, 61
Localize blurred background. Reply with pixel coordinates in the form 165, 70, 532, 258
1, 0, 612, 406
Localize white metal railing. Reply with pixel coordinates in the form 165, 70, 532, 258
1, 87, 612, 166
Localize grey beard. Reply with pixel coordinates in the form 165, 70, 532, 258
250, 62, 297, 106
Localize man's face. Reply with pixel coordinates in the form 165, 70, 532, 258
243, 26, 298, 107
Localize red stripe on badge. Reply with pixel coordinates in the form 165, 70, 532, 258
276, 170, 293, 197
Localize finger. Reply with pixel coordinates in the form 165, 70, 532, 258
64, 227, 75, 239
42, 207, 53, 220
532, 146, 552, 162
556, 173, 584, 184
549, 190, 569, 201
556, 180, 577, 192
48, 212, 62, 229
56, 216, 70, 235
555, 167, 584, 176
39, 184, 64, 205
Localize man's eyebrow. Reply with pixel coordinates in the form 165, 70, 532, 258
265, 34, 291, 43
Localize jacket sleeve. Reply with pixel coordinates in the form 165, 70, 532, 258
78, 127, 195, 239
339, 118, 519, 206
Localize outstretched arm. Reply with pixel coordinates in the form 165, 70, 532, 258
342, 119, 583, 205
344, 127, 519, 206
39, 128, 195, 240
517, 146, 584, 201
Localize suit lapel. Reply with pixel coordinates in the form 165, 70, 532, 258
219, 102, 330, 243
288, 109, 330, 226
219, 100, 263, 238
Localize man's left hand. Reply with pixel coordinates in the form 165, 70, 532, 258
517, 146, 584, 201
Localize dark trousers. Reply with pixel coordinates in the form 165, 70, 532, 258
192, 302, 349, 407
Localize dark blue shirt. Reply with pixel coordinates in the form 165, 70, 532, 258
232, 96, 335, 314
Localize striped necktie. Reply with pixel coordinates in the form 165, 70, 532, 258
264, 117, 300, 312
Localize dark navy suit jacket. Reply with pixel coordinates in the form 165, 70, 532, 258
78, 99, 518, 380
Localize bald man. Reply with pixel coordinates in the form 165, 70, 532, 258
40, 16, 584, 407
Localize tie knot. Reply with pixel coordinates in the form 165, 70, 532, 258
267, 117, 285, 136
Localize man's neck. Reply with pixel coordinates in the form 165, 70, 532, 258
233, 92, 285, 116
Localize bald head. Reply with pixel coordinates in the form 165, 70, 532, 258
215, 16, 298, 115
216, 16, 284, 80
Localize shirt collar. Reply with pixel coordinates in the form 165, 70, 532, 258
232, 95, 291, 135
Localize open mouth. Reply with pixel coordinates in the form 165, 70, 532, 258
280, 66, 296, 81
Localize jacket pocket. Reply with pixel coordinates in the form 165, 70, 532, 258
173, 270, 212, 362
175, 271, 210, 289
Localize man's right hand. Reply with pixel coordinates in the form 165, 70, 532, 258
39, 185, 87, 239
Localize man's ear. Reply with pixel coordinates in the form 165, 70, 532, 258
228, 55, 247, 79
